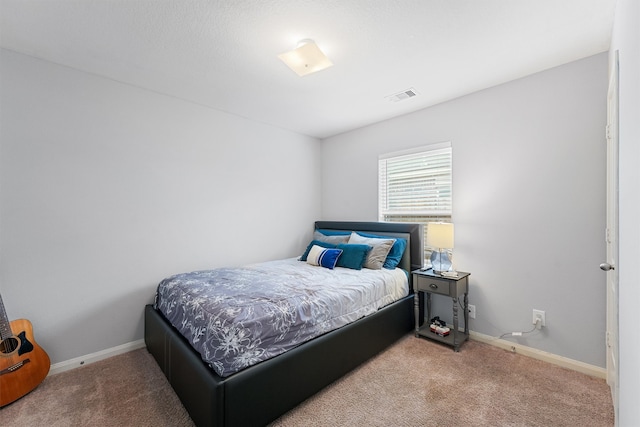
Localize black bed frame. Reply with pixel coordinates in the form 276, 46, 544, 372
144, 221, 424, 426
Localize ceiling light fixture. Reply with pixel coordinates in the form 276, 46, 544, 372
278, 39, 333, 77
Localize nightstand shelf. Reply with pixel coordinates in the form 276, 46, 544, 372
416, 324, 462, 347
412, 269, 470, 351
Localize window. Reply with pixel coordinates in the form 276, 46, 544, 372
378, 142, 452, 261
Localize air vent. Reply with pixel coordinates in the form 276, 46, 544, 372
385, 88, 419, 102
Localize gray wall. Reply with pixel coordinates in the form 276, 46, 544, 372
321, 53, 608, 367
0, 46, 618, 374
0, 49, 322, 364
611, 0, 640, 424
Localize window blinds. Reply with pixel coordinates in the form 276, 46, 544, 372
378, 143, 452, 219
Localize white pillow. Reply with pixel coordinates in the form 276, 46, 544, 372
347, 232, 395, 270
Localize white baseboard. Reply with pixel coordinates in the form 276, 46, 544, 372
469, 331, 606, 379
48, 339, 146, 376
48, 333, 605, 380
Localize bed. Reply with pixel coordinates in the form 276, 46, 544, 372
144, 221, 424, 426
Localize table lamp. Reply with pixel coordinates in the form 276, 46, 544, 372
427, 222, 454, 273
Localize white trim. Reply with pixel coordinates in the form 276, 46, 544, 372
47, 333, 606, 380
469, 331, 606, 379
378, 141, 451, 160
48, 339, 146, 376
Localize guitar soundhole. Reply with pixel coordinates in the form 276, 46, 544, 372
0, 337, 19, 354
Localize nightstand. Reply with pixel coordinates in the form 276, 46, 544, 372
412, 269, 470, 351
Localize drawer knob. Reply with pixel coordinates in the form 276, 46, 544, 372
429, 283, 438, 290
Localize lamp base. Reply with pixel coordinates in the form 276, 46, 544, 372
430, 250, 452, 274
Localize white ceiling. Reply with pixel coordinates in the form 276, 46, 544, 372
0, 0, 616, 139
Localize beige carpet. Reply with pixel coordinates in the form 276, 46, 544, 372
2, 335, 614, 426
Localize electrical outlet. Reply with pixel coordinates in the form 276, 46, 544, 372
533, 309, 545, 328
468, 304, 476, 319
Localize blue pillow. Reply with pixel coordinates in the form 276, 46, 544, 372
356, 232, 407, 269
335, 244, 371, 270
306, 245, 343, 269
300, 240, 337, 261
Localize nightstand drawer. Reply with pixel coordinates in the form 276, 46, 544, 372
415, 275, 450, 295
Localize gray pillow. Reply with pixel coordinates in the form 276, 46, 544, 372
313, 230, 350, 244
347, 232, 395, 270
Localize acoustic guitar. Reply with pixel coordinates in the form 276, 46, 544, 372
0, 293, 50, 407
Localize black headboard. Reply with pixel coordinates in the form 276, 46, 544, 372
314, 221, 424, 275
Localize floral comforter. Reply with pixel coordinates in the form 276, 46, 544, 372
155, 258, 408, 377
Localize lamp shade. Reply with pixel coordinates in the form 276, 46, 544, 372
426, 222, 454, 249
278, 39, 333, 76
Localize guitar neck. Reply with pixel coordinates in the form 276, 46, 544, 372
0, 294, 13, 340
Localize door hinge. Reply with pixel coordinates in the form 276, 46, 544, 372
606, 124, 611, 140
